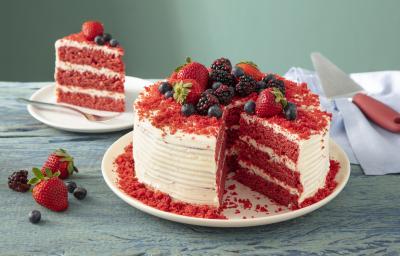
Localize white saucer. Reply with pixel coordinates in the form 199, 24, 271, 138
101, 131, 350, 228
27, 76, 151, 133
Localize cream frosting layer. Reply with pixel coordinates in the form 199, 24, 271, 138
133, 112, 220, 207
56, 84, 125, 100
56, 60, 123, 79
55, 39, 122, 56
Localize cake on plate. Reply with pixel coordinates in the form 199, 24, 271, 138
55, 21, 125, 112
133, 58, 331, 210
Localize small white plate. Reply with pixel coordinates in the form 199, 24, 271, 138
27, 76, 151, 133
102, 132, 350, 228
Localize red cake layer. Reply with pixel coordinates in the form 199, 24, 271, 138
226, 126, 240, 149
57, 46, 125, 73
237, 139, 303, 191
240, 114, 300, 161
57, 90, 124, 112
234, 168, 299, 207
56, 69, 124, 92
215, 122, 228, 204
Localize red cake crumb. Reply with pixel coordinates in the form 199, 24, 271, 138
234, 209, 241, 214
114, 144, 225, 219
227, 184, 236, 190
238, 198, 252, 209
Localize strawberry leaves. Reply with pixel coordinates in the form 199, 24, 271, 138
173, 80, 193, 104
28, 167, 60, 186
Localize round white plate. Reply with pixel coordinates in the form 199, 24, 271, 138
102, 132, 350, 227
27, 76, 151, 133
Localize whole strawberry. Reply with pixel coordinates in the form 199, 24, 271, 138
82, 21, 104, 40
236, 61, 264, 81
28, 168, 68, 212
255, 88, 286, 118
41, 149, 78, 179
176, 57, 209, 90
172, 79, 203, 104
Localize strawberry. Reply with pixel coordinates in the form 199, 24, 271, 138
172, 79, 202, 104
28, 168, 68, 212
41, 149, 78, 179
176, 57, 209, 90
255, 88, 286, 118
236, 61, 264, 81
82, 21, 104, 40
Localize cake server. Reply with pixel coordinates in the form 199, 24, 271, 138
311, 52, 400, 133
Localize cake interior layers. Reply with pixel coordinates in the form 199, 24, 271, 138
234, 112, 330, 208
55, 38, 125, 112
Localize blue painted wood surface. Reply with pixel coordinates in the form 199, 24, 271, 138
0, 82, 399, 255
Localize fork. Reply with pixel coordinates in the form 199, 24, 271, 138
18, 98, 121, 122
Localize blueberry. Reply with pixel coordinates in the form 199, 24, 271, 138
66, 181, 77, 193
232, 66, 244, 78
158, 82, 172, 94
103, 33, 112, 42
94, 35, 105, 45
284, 102, 297, 120
109, 38, 119, 47
181, 104, 196, 116
73, 187, 87, 200
207, 105, 223, 118
212, 82, 222, 91
244, 100, 256, 115
256, 81, 267, 92
164, 90, 173, 99
29, 210, 41, 224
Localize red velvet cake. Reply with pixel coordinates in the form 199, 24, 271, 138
133, 58, 332, 211
55, 21, 125, 112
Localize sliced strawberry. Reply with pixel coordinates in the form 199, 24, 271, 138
236, 61, 264, 81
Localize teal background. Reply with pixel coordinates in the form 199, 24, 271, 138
1, 0, 399, 81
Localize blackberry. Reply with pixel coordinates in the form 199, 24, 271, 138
235, 75, 256, 96
210, 70, 235, 87
213, 84, 233, 105
8, 170, 30, 192
196, 93, 219, 115
263, 74, 286, 95
210, 57, 232, 73
211, 82, 222, 90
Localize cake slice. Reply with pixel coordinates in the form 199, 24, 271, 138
55, 21, 125, 112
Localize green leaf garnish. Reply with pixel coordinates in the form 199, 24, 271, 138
45, 168, 53, 178
32, 167, 44, 179
27, 177, 39, 185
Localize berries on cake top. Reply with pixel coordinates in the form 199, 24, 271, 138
175, 57, 209, 90
255, 88, 285, 118
236, 61, 264, 81
81, 21, 120, 47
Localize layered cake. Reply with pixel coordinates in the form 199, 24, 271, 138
133, 58, 331, 210
55, 21, 125, 112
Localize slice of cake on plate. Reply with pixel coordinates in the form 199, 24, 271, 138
133, 58, 331, 210
55, 21, 125, 112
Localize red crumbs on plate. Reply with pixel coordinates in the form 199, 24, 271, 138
238, 198, 252, 209
114, 144, 225, 219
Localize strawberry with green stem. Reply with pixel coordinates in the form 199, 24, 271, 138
41, 149, 78, 179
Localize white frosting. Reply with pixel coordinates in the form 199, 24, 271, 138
56, 60, 123, 79
133, 112, 221, 207
55, 39, 122, 56
56, 84, 125, 100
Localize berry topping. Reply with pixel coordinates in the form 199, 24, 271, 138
196, 93, 219, 115
208, 105, 223, 118
8, 170, 30, 192
255, 88, 285, 118
232, 66, 245, 78
94, 35, 105, 45
210, 57, 232, 73
236, 61, 263, 81
181, 103, 196, 116
173, 79, 202, 104
235, 75, 257, 96
28, 168, 68, 212
256, 80, 267, 92
66, 181, 77, 193
109, 38, 119, 47
82, 21, 104, 40
158, 82, 172, 94
73, 187, 87, 200
211, 82, 222, 90
213, 84, 233, 105
176, 57, 209, 90
164, 90, 173, 99
103, 33, 112, 42
210, 69, 235, 87
41, 149, 78, 180
262, 74, 286, 94
244, 100, 256, 114
284, 102, 298, 120
29, 210, 41, 224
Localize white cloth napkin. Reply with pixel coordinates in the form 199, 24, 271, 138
285, 68, 400, 175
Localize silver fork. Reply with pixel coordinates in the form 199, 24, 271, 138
18, 98, 121, 122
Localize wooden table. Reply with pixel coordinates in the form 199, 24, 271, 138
1, 82, 399, 255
